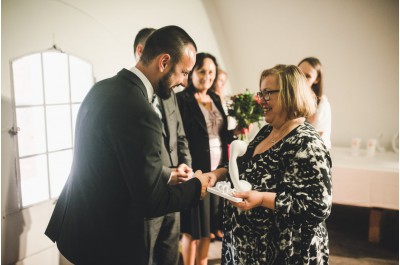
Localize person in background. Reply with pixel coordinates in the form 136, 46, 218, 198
205, 64, 332, 264
45, 26, 210, 265
133, 27, 193, 265
176, 53, 238, 265
209, 67, 229, 241
211, 68, 229, 114
298, 57, 332, 149
133, 27, 156, 62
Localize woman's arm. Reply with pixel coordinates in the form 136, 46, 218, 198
203, 167, 228, 187
274, 144, 332, 226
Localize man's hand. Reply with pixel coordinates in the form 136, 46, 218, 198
168, 164, 194, 185
177, 163, 193, 182
194, 170, 209, 200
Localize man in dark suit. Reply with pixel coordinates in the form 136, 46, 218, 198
134, 28, 192, 265
45, 25, 209, 265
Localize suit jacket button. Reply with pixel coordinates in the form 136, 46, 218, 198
169, 147, 174, 153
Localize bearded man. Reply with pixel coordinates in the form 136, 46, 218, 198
45, 25, 209, 265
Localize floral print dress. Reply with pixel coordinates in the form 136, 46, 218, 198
221, 122, 332, 265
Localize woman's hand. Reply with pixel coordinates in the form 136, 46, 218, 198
230, 190, 263, 211
230, 191, 276, 211
202, 167, 228, 187
202, 171, 218, 187
233, 126, 243, 137
233, 123, 253, 137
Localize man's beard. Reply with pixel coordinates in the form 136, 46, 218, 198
155, 66, 175, 100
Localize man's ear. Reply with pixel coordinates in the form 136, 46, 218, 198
136, 44, 144, 59
158, 54, 171, 72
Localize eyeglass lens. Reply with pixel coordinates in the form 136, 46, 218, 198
257, 90, 279, 100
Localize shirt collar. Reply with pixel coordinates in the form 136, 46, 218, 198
130, 67, 154, 103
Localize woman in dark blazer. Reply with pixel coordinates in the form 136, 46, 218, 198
177, 53, 236, 265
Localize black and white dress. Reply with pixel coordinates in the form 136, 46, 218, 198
221, 122, 332, 265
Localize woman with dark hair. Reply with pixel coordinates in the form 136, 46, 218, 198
176, 52, 237, 265
298, 57, 332, 149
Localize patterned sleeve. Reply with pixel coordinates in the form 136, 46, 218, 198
274, 140, 332, 227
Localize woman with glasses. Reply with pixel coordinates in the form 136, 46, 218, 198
205, 65, 332, 264
298, 57, 332, 149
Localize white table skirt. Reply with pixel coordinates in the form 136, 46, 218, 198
330, 147, 399, 210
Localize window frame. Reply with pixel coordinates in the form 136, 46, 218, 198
10, 49, 94, 209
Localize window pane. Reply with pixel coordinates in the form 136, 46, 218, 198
49, 150, 72, 198
72, 103, 80, 144
20, 155, 49, 206
12, 54, 44, 106
43, 52, 70, 104
46, 105, 72, 151
16, 107, 47, 157
70, 55, 93, 102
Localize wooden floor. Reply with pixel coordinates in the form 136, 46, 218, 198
207, 240, 399, 265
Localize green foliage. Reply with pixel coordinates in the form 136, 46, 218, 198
227, 89, 264, 129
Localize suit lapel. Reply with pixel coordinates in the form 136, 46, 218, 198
186, 91, 208, 133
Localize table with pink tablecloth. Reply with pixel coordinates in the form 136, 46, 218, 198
330, 147, 399, 242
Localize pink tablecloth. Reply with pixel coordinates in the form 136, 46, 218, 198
330, 147, 399, 210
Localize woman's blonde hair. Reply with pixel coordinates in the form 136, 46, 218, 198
259, 64, 316, 119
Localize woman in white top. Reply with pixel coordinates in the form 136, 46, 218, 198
298, 57, 332, 149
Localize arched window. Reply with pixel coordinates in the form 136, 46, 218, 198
10, 50, 94, 207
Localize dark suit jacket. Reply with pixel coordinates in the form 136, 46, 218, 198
176, 86, 233, 173
45, 69, 201, 265
158, 92, 191, 182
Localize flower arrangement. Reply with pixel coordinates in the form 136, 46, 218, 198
227, 89, 264, 140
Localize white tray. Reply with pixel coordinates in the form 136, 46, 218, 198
207, 187, 243, 203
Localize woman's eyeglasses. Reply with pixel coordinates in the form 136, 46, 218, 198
256, 90, 280, 101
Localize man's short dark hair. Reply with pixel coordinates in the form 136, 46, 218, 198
140, 25, 197, 66
133, 28, 156, 54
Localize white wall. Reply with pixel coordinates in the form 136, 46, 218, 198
1, 0, 224, 264
204, 0, 399, 149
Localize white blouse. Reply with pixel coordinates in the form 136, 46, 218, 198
199, 101, 224, 170
313, 95, 332, 149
